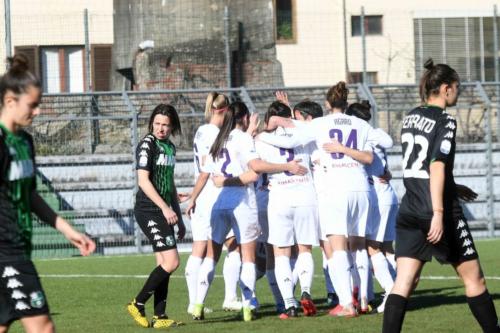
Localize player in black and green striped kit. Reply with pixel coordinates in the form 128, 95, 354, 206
127, 104, 187, 329
0, 55, 96, 332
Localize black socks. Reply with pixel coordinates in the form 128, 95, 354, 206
382, 294, 408, 333
467, 290, 500, 333
135, 265, 171, 307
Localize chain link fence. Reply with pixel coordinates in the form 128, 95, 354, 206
25, 83, 500, 258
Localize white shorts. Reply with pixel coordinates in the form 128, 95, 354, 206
320, 191, 369, 238
257, 209, 269, 243
190, 204, 212, 242
267, 202, 320, 247
381, 203, 398, 242
211, 206, 260, 245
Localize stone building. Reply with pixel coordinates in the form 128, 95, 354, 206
112, 0, 284, 90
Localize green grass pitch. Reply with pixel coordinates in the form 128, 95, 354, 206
7, 239, 500, 333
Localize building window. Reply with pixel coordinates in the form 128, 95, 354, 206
15, 44, 112, 92
348, 71, 378, 84
41, 46, 85, 93
275, 0, 296, 43
351, 15, 383, 36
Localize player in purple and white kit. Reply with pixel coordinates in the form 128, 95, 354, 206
187, 102, 306, 322
185, 92, 242, 315
345, 101, 396, 314
255, 101, 320, 319
267, 82, 381, 317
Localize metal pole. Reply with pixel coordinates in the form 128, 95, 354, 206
4, 0, 11, 68
123, 91, 142, 253
84, 9, 92, 92
480, 17, 485, 82
418, 18, 423, 78
465, 17, 471, 81
361, 6, 367, 84
84, 9, 94, 153
223, 6, 231, 88
493, 5, 500, 140
475, 82, 495, 237
441, 18, 446, 63
343, 0, 350, 82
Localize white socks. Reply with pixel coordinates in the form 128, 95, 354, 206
275, 255, 296, 309
223, 251, 241, 302
371, 252, 395, 293
354, 249, 370, 302
239, 262, 256, 306
185, 255, 203, 307
195, 257, 215, 305
295, 252, 314, 295
328, 251, 352, 306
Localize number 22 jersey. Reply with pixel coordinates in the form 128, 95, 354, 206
399, 105, 460, 220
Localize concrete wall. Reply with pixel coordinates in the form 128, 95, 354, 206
112, 0, 283, 90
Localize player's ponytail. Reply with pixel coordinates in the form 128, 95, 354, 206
0, 54, 41, 107
209, 101, 249, 160
419, 58, 459, 103
346, 100, 371, 122
204, 92, 229, 121
326, 81, 349, 111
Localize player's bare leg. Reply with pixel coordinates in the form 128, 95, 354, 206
20, 315, 54, 333
454, 259, 500, 332
382, 257, 423, 333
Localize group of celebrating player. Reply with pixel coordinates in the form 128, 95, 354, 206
182, 81, 398, 322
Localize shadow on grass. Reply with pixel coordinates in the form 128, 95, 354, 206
408, 285, 500, 311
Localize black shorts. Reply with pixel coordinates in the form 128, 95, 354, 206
134, 209, 177, 252
0, 260, 50, 325
395, 213, 479, 264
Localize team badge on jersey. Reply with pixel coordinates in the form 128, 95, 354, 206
30, 291, 46, 308
165, 235, 176, 246
440, 140, 451, 155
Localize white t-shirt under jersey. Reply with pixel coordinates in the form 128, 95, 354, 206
255, 127, 317, 207
205, 128, 259, 210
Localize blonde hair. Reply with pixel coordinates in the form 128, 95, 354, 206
204, 92, 229, 121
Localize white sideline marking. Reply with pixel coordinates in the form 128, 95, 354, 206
38, 274, 500, 280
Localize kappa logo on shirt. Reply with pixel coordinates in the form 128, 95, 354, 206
443, 131, 454, 139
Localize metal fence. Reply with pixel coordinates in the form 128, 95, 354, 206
26, 82, 500, 258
